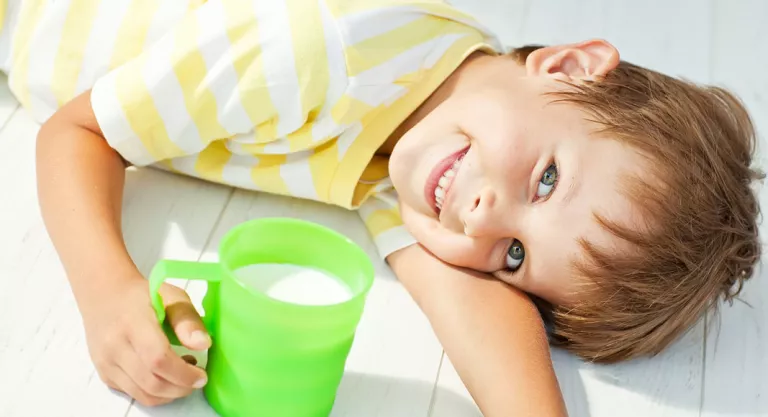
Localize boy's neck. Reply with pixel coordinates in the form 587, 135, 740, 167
377, 50, 495, 155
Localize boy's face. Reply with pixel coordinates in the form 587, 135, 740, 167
389, 40, 644, 305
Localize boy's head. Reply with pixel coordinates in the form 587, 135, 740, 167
388, 39, 762, 362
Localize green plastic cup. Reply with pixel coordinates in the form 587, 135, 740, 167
148, 217, 374, 417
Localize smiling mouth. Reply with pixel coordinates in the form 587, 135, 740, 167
425, 147, 468, 214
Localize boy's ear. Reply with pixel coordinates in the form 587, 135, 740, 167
525, 39, 619, 81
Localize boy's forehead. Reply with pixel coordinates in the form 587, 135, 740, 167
569, 138, 647, 246
581, 133, 647, 183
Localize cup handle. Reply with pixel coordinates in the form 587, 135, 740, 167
149, 260, 222, 345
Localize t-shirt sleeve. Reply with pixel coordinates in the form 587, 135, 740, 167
357, 180, 418, 260
90, 0, 292, 166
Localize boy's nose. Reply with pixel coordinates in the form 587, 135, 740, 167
462, 189, 502, 238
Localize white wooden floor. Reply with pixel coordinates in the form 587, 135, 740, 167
1, 1, 766, 416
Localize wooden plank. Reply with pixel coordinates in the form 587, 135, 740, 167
0, 107, 233, 416
554, 327, 703, 417
702, 1, 768, 416
126, 190, 445, 417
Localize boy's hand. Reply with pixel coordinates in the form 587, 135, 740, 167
79, 277, 211, 407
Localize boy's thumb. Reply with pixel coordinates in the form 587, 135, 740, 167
165, 301, 211, 351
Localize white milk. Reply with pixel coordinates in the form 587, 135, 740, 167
234, 264, 353, 305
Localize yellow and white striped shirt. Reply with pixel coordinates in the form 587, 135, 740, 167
0, 0, 501, 258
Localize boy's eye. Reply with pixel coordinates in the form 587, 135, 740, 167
536, 164, 558, 199
506, 239, 525, 271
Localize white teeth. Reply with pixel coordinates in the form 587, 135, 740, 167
434, 151, 465, 211
435, 184, 445, 208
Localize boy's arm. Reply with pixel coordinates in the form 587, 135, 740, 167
387, 244, 568, 417
36, 91, 134, 296
36, 91, 210, 406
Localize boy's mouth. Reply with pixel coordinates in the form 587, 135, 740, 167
425, 146, 468, 215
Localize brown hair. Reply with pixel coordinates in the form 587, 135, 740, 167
510, 46, 763, 363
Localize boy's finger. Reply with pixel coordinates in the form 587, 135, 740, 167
165, 300, 211, 351
158, 284, 212, 352
130, 320, 208, 389
118, 347, 194, 399
108, 366, 173, 407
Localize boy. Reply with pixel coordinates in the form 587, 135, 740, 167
4, 0, 759, 415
